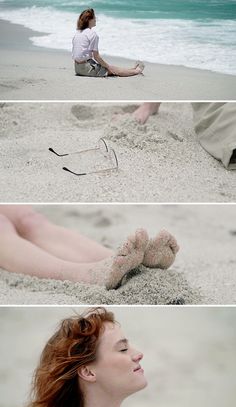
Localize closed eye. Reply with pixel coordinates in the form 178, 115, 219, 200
120, 348, 128, 352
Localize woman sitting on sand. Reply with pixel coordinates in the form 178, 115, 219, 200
0, 205, 179, 290
28, 307, 147, 407
72, 8, 145, 77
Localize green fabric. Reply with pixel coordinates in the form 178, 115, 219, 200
74, 60, 108, 77
192, 103, 236, 170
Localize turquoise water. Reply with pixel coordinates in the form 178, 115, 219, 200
0, 0, 236, 74
1, 0, 236, 20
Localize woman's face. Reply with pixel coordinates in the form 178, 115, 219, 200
89, 16, 96, 28
92, 322, 147, 399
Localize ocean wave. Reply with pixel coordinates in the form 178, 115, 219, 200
0, 5, 236, 74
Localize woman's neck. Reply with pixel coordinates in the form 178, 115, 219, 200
83, 388, 122, 407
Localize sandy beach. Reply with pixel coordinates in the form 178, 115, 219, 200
1, 307, 236, 407
0, 204, 235, 305
0, 20, 236, 101
1, 4, 236, 405
0, 102, 236, 203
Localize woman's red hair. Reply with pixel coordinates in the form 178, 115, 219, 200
28, 307, 115, 407
77, 8, 95, 30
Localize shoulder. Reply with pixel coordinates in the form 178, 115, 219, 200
73, 30, 81, 39
88, 29, 99, 40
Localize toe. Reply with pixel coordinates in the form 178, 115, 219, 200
152, 229, 171, 246
134, 228, 149, 250
169, 236, 180, 254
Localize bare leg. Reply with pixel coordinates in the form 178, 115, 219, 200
0, 205, 113, 262
0, 215, 148, 289
108, 62, 144, 77
142, 230, 179, 269
133, 103, 161, 124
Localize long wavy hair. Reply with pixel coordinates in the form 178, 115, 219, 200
77, 8, 95, 30
28, 308, 115, 407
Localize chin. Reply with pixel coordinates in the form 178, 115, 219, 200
123, 374, 148, 398
140, 377, 148, 389
133, 376, 148, 393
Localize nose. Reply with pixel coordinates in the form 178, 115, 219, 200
132, 350, 143, 362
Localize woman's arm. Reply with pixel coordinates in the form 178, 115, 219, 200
92, 51, 110, 69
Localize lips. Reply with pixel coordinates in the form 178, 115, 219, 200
133, 365, 144, 373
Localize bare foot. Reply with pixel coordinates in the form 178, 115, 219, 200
142, 230, 179, 269
133, 103, 161, 124
134, 60, 145, 72
103, 228, 149, 289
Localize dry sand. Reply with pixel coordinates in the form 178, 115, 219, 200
0, 204, 235, 305
0, 307, 236, 407
1, 20, 236, 100
0, 102, 236, 203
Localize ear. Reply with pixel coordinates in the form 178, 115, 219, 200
77, 365, 96, 383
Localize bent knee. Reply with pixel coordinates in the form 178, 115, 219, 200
16, 212, 47, 237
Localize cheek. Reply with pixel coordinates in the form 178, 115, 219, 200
96, 356, 147, 395
115, 358, 131, 373
98, 355, 131, 374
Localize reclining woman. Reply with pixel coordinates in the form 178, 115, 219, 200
0, 205, 179, 290
72, 8, 145, 77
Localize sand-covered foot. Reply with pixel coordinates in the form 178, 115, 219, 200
104, 228, 148, 290
142, 230, 179, 269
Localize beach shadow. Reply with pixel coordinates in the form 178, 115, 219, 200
0, 82, 19, 92
121, 105, 139, 114
66, 208, 114, 228
71, 103, 139, 124
71, 104, 95, 121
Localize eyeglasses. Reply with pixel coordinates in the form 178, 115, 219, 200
49, 137, 119, 176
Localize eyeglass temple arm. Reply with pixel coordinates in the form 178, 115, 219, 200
48, 148, 69, 157
49, 147, 100, 157
62, 166, 118, 176
48, 138, 108, 157
62, 167, 87, 176
62, 148, 118, 176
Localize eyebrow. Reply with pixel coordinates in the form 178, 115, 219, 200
115, 338, 128, 347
